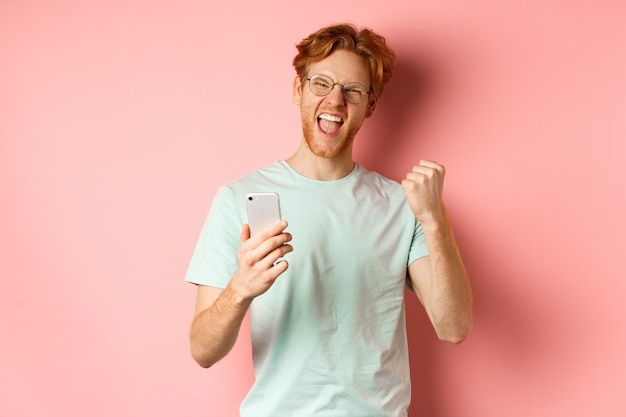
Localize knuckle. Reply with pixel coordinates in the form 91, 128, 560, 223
241, 251, 256, 267
414, 173, 427, 184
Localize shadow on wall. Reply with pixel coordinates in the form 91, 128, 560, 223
406, 197, 538, 416
360, 43, 546, 417
357, 50, 446, 416
404, 290, 443, 417
356, 48, 482, 416
355, 53, 438, 181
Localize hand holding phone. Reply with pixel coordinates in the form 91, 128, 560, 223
234, 192, 291, 299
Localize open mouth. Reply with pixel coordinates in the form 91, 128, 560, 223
318, 113, 344, 135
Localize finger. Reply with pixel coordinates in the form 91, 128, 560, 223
254, 220, 289, 242
418, 160, 445, 176
242, 220, 288, 254
405, 167, 433, 182
270, 259, 290, 275
406, 162, 445, 181
267, 243, 294, 266
239, 237, 291, 272
240, 224, 251, 243
401, 177, 418, 191
249, 231, 293, 268
250, 242, 293, 277
270, 219, 289, 234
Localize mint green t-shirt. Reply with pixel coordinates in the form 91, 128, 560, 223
186, 161, 429, 417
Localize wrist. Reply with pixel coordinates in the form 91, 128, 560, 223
223, 281, 254, 308
417, 208, 449, 233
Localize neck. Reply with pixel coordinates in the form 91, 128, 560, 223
286, 140, 355, 181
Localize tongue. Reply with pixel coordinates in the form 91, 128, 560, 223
319, 118, 342, 135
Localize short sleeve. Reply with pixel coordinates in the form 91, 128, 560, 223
185, 186, 243, 288
407, 220, 429, 266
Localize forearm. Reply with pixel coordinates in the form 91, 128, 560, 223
419, 211, 473, 343
189, 284, 252, 368
188, 221, 293, 367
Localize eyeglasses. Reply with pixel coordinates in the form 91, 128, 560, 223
306, 74, 371, 104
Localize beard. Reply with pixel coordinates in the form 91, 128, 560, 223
300, 113, 361, 159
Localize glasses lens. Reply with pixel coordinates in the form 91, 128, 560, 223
307, 75, 370, 104
343, 83, 368, 104
308, 75, 333, 96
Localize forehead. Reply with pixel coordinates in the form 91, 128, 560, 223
307, 50, 371, 85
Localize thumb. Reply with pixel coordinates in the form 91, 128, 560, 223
240, 224, 251, 242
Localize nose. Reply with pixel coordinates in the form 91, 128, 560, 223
326, 84, 346, 105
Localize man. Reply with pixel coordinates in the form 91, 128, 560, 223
186, 23, 472, 417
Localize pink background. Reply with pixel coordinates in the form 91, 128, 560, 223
2, 1, 625, 416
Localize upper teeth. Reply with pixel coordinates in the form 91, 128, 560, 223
319, 114, 343, 123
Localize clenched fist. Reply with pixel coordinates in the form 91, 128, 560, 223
401, 160, 447, 224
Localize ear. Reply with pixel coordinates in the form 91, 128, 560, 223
366, 97, 378, 118
293, 76, 303, 105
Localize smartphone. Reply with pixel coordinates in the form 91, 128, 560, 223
245, 192, 282, 237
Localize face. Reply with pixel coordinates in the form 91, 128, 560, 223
293, 50, 377, 160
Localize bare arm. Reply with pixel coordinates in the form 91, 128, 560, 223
402, 161, 473, 344
407, 214, 472, 343
189, 221, 293, 368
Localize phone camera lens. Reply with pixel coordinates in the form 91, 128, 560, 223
248, 196, 253, 201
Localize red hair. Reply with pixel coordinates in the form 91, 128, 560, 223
292, 23, 396, 99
